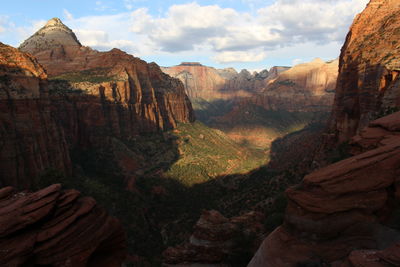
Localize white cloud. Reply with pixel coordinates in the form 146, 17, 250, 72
128, 0, 368, 62
8, 0, 369, 65
258, 0, 369, 44
131, 3, 238, 52
63, 9, 74, 20
213, 50, 267, 63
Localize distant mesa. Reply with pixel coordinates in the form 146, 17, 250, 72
179, 62, 203, 66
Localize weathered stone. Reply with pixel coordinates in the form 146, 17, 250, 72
0, 184, 126, 266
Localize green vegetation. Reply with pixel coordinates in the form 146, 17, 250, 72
165, 121, 267, 185
191, 98, 234, 123
277, 79, 296, 86
50, 67, 118, 83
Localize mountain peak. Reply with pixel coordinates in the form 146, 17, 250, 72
19, 17, 81, 54
45, 17, 64, 27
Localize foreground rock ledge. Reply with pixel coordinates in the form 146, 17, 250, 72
248, 112, 400, 266
0, 184, 126, 266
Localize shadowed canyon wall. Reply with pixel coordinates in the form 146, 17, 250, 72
329, 0, 400, 143
249, 1, 400, 266
0, 18, 194, 188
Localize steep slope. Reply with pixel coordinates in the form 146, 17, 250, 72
165, 122, 266, 185
1, 17, 195, 188
162, 62, 265, 101
20, 18, 194, 134
249, 112, 400, 266
0, 42, 71, 188
329, 0, 400, 142
249, 58, 338, 112
0, 184, 126, 266
207, 59, 338, 150
249, 1, 400, 265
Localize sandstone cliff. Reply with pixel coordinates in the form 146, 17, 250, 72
0, 42, 71, 188
0, 184, 126, 266
249, 111, 400, 267
329, 0, 400, 143
1, 18, 195, 188
161, 63, 277, 101
248, 1, 400, 265
20, 18, 194, 135
248, 58, 338, 112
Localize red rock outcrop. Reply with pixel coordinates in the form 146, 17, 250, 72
247, 58, 338, 113
0, 42, 71, 189
163, 210, 265, 266
161, 63, 286, 102
329, 0, 400, 143
0, 184, 126, 266
248, 111, 400, 267
162, 63, 249, 101
20, 18, 195, 134
163, 59, 337, 113
340, 242, 400, 266
1, 19, 195, 188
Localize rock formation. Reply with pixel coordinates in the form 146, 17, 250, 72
0, 184, 126, 266
329, 0, 400, 143
20, 18, 194, 134
248, 111, 400, 267
0, 42, 71, 188
162, 63, 279, 101
163, 59, 337, 113
249, 58, 338, 112
0, 19, 195, 188
163, 210, 265, 266
19, 17, 81, 54
247, 1, 400, 266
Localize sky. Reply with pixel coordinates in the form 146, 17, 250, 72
0, 0, 369, 71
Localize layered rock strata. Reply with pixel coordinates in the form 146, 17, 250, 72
329, 0, 400, 142
0, 184, 126, 266
248, 111, 400, 266
163, 210, 265, 266
20, 18, 195, 135
248, 59, 338, 112
0, 42, 70, 188
1, 19, 195, 188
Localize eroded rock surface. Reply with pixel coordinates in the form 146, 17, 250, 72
0, 184, 126, 266
248, 111, 400, 267
163, 210, 265, 266
20, 18, 195, 133
329, 0, 400, 142
0, 42, 71, 188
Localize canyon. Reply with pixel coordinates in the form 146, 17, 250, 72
163, 58, 338, 151
0, 0, 400, 266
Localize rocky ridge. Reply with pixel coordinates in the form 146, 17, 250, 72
329, 0, 400, 143
163, 210, 265, 266
248, 58, 338, 112
249, 111, 400, 266
0, 19, 196, 188
248, 0, 400, 265
0, 42, 71, 188
0, 184, 126, 266
19, 17, 81, 54
20, 18, 194, 133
